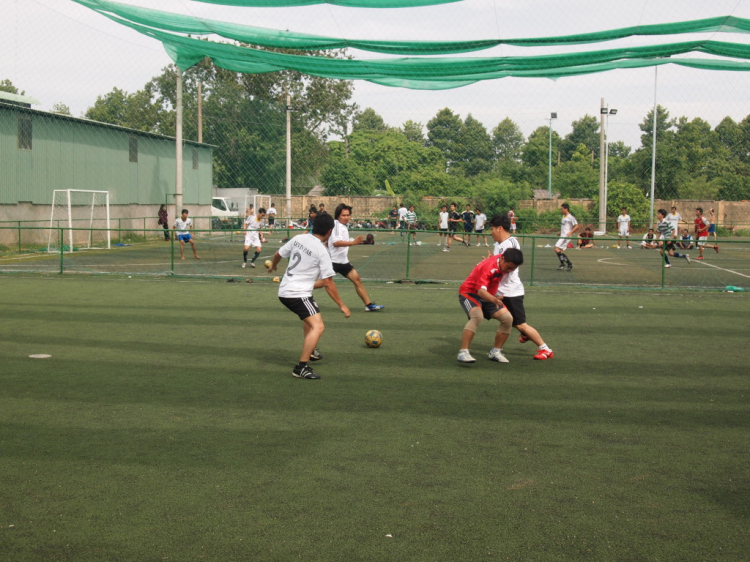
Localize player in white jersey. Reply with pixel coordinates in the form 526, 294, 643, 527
266, 203, 277, 228
269, 213, 351, 379
474, 208, 489, 247
667, 206, 682, 239
491, 214, 554, 360
329, 203, 384, 312
554, 203, 581, 271
616, 208, 632, 249
174, 209, 200, 260
243, 208, 269, 268
437, 205, 449, 246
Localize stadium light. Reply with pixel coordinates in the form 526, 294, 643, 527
604, 108, 618, 216
548, 112, 557, 198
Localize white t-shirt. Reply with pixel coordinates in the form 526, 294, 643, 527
667, 212, 681, 235
493, 237, 524, 297
245, 215, 265, 231
474, 213, 487, 231
617, 214, 630, 232
327, 220, 351, 264
641, 233, 656, 246
439, 212, 449, 229
398, 206, 408, 221
267, 206, 277, 217
278, 233, 335, 298
560, 214, 578, 237
174, 217, 192, 236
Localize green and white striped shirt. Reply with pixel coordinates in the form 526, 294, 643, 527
657, 219, 673, 240
405, 210, 417, 224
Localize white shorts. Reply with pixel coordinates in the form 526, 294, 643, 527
510, 223, 517, 231
555, 238, 569, 250
619, 227, 629, 236
245, 233, 261, 247
697, 235, 708, 247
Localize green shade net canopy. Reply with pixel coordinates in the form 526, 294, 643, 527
75, 0, 750, 90
188, 0, 460, 6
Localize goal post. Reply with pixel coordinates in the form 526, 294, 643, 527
47, 190, 111, 253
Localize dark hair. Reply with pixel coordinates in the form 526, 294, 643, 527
585, 226, 592, 231
561, 203, 570, 211
334, 203, 353, 220
696, 207, 703, 214
257, 207, 266, 215
501, 247, 523, 266
489, 214, 511, 230
313, 212, 334, 236
657, 208, 667, 217
181, 209, 188, 214
309, 204, 317, 213
621, 207, 627, 211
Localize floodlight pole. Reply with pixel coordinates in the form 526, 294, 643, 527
286, 93, 292, 228
649, 67, 658, 228
600, 104, 617, 233
548, 112, 556, 198
598, 99, 606, 233
175, 67, 184, 217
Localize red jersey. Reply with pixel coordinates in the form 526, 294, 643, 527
695, 215, 709, 237
459, 255, 506, 296
508, 210, 516, 225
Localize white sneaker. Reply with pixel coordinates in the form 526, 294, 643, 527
457, 350, 476, 363
437, 243, 441, 246
685, 254, 691, 264
485, 243, 489, 247
664, 264, 671, 268
242, 262, 246, 268
488, 349, 509, 363
442, 247, 450, 252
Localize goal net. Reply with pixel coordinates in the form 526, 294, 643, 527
47, 190, 111, 253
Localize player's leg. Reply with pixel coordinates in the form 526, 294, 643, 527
190, 239, 200, 259
342, 266, 383, 311
458, 296, 482, 362
242, 244, 250, 267
250, 244, 262, 266
178, 237, 186, 259
554, 240, 571, 269
488, 307, 512, 362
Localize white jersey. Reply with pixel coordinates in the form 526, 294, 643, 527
278, 233, 335, 298
617, 214, 631, 234
398, 206, 408, 221
667, 212, 681, 234
493, 237, 524, 297
267, 206, 277, 217
174, 217, 192, 236
474, 213, 487, 231
327, 220, 350, 264
560, 213, 578, 237
245, 214, 265, 231
439, 212, 449, 229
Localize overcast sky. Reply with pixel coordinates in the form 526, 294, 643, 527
4, 0, 750, 149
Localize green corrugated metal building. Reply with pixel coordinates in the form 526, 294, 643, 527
0, 100, 213, 207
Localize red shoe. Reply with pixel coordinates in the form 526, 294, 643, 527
533, 349, 554, 360
697, 256, 704, 260
519, 335, 530, 344
714, 245, 719, 253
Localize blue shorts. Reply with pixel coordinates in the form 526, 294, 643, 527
177, 234, 192, 243
708, 224, 716, 234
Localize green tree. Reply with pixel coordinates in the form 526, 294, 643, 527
0, 79, 23, 95
492, 117, 524, 161
595, 181, 650, 229
522, 126, 561, 189
455, 114, 494, 176
401, 120, 425, 144
554, 144, 599, 198
51, 102, 71, 116
560, 114, 600, 161
426, 108, 464, 172
353, 108, 388, 133
320, 154, 374, 195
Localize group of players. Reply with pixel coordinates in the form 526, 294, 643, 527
265, 203, 552, 380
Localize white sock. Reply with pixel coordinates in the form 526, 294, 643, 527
491, 347, 502, 353
539, 344, 550, 351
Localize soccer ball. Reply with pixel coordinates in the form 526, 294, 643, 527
264, 260, 272, 268
416, 241, 422, 246
272, 276, 280, 283
365, 330, 383, 348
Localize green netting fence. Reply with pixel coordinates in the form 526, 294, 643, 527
2, 226, 748, 291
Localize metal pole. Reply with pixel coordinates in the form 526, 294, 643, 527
197, 81, 203, 144
649, 67, 658, 228
547, 121, 553, 198
599, 98, 607, 233
175, 67, 184, 217
286, 94, 292, 228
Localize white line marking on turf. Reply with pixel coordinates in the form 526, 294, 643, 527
695, 260, 750, 279
597, 257, 629, 266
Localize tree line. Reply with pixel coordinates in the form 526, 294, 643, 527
4, 58, 750, 223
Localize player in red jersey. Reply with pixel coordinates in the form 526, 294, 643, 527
457, 248, 523, 364
694, 207, 718, 260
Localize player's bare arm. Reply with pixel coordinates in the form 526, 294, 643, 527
333, 235, 364, 247
321, 277, 351, 318
268, 252, 282, 273
476, 288, 502, 306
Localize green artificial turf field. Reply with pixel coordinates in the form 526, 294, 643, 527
1, 276, 748, 561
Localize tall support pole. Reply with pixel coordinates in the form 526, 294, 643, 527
547, 121, 553, 198
286, 93, 292, 228
598, 98, 606, 233
197, 81, 203, 144
175, 67, 184, 217
649, 67, 658, 228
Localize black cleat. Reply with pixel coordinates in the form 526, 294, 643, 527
310, 348, 323, 361
293, 365, 320, 379
566, 264, 573, 271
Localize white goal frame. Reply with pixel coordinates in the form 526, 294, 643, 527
47, 189, 111, 252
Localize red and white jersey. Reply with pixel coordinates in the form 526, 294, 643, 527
508, 210, 516, 225
695, 215, 709, 237
459, 255, 506, 296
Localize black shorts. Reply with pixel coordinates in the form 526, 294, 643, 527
475, 228, 484, 234
464, 224, 473, 233
439, 228, 448, 233
448, 224, 457, 233
458, 293, 503, 320
279, 296, 320, 320
333, 262, 355, 277
268, 217, 275, 225
500, 295, 526, 326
